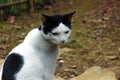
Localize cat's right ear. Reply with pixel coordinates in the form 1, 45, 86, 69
40, 14, 48, 26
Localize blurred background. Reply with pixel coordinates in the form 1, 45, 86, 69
0, 0, 120, 80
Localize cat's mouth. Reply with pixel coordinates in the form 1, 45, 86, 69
51, 40, 66, 45
58, 41, 66, 45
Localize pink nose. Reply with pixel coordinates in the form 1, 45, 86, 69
61, 40, 65, 43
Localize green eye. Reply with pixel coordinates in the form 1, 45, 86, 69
52, 32, 59, 36
65, 31, 69, 34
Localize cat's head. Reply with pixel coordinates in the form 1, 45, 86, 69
40, 11, 76, 45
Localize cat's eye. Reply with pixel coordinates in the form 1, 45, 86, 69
65, 31, 69, 34
52, 32, 59, 36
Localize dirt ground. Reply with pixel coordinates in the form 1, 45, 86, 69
0, 0, 120, 80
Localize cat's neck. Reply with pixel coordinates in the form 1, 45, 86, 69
23, 28, 58, 50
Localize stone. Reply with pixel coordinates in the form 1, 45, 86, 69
0, 59, 4, 68
105, 55, 118, 60
55, 76, 64, 80
70, 66, 117, 80
64, 68, 77, 75
58, 60, 64, 68
118, 47, 120, 52
70, 65, 77, 69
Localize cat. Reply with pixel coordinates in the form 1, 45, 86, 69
0, 11, 75, 80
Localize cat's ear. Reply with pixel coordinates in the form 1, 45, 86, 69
63, 11, 76, 22
40, 14, 49, 26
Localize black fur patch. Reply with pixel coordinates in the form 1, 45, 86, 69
41, 15, 71, 34
38, 26, 42, 30
2, 53, 24, 80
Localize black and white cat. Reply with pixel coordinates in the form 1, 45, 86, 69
0, 11, 75, 80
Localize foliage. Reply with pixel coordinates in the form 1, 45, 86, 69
0, 0, 55, 20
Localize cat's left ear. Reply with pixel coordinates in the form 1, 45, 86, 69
40, 14, 49, 26
63, 11, 76, 22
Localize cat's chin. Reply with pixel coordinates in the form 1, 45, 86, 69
54, 42, 66, 45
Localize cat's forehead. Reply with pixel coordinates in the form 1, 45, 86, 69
52, 23, 70, 33
49, 15, 62, 19
48, 15, 63, 23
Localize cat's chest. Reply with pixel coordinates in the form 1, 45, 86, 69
21, 45, 59, 68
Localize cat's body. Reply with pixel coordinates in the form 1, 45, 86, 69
0, 11, 75, 80
2, 28, 58, 80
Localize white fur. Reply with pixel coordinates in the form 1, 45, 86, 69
0, 23, 71, 80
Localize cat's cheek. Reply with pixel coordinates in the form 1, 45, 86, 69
48, 33, 52, 37
52, 38, 61, 44
47, 33, 53, 40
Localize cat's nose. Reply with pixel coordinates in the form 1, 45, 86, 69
61, 40, 65, 43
